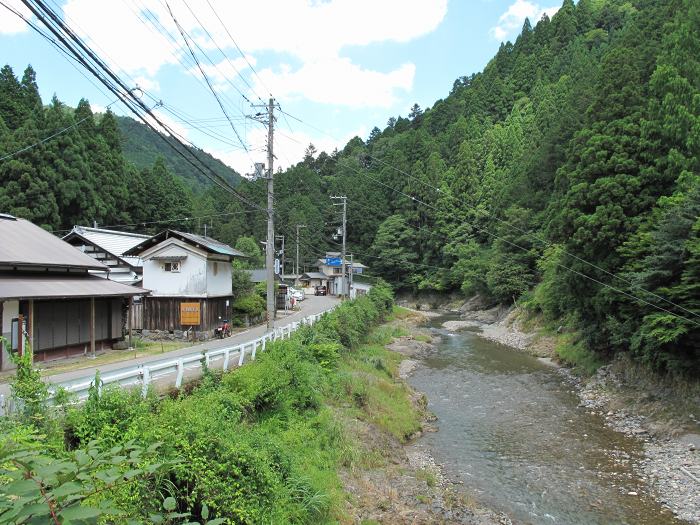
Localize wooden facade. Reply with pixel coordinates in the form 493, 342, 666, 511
141, 296, 231, 332
18, 297, 124, 362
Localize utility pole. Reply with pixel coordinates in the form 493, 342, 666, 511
265, 98, 275, 329
331, 196, 347, 299
295, 224, 306, 276
349, 253, 354, 299
249, 97, 277, 329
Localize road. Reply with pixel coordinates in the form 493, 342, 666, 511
0, 295, 339, 400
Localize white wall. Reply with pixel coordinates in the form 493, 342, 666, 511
1, 300, 19, 370
142, 244, 207, 297
206, 260, 232, 297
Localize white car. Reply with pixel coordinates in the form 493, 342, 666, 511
289, 287, 305, 301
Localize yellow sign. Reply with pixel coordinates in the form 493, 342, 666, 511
180, 302, 201, 325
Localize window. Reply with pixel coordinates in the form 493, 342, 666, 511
333, 267, 341, 274
164, 262, 180, 272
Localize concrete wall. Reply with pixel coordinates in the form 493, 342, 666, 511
206, 260, 232, 297
143, 244, 207, 297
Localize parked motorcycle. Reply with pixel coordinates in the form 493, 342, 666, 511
214, 317, 232, 339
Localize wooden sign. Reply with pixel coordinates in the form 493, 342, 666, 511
180, 302, 201, 325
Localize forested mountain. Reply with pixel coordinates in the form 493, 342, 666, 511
117, 115, 242, 189
212, 0, 697, 374
0, 0, 697, 374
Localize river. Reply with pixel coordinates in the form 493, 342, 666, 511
408, 317, 687, 525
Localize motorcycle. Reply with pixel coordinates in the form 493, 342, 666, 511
214, 317, 232, 339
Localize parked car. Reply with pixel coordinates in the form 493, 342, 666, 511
314, 285, 327, 296
289, 287, 305, 301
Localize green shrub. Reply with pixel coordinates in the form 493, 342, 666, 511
233, 292, 266, 316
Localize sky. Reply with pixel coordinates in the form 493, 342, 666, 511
0, 0, 560, 176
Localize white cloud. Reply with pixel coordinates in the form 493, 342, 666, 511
188, 56, 254, 93
58, 0, 445, 108
256, 58, 415, 109
63, 0, 179, 77
491, 0, 560, 41
0, 0, 32, 35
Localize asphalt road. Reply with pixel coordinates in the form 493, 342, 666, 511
0, 295, 339, 400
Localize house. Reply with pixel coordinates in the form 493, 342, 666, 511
63, 226, 150, 285
315, 253, 368, 296
0, 214, 147, 369
298, 272, 329, 291
123, 230, 247, 334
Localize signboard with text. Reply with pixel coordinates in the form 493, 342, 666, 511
324, 257, 342, 267
180, 302, 201, 326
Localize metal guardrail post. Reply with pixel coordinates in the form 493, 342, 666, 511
141, 367, 150, 398
0, 394, 4, 417
251, 340, 258, 360
223, 349, 230, 371
175, 359, 184, 388
204, 352, 210, 368
238, 344, 246, 366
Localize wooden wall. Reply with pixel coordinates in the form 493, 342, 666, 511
30, 298, 123, 352
142, 296, 232, 332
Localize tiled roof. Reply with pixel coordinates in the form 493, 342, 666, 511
124, 230, 246, 259
0, 215, 106, 271
64, 226, 150, 267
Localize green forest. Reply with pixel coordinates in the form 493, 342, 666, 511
0, 0, 698, 374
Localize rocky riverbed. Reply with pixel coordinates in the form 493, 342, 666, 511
438, 301, 700, 524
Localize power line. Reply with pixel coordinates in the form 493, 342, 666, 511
204, 0, 269, 100
179, 0, 262, 105
163, 0, 249, 155
21, 0, 265, 218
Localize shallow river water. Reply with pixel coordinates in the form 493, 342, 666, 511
408, 319, 687, 525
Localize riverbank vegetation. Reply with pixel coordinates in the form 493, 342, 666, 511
0, 283, 439, 524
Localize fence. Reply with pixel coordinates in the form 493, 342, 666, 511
0, 307, 335, 416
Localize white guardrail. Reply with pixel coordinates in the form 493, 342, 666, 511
0, 306, 336, 416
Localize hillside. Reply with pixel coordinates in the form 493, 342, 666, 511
212, 0, 699, 375
116, 115, 242, 190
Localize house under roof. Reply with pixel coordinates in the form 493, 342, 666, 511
124, 229, 247, 259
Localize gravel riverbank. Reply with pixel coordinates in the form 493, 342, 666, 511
439, 305, 700, 524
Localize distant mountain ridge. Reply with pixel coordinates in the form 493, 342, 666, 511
116, 115, 242, 189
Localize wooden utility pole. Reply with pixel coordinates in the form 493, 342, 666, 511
331, 196, 347, 298
265, 98, 275, 330
249, 96, 277, 328
295, 224, 306, 275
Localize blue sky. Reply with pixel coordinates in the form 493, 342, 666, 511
0, 0, 560, 175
